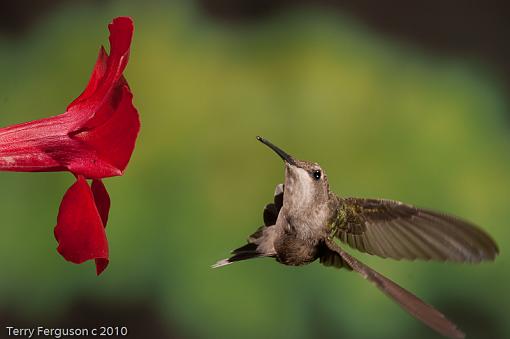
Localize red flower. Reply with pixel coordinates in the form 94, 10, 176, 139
0, 17, 140, 275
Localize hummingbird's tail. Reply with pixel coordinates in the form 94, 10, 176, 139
212, 225, 278, 268
213, 183, 282, 269
212, 243, 268, 268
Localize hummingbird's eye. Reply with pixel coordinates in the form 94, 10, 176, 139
312, 170, 321, 180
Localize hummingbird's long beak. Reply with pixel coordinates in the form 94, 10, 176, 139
256, 136, 297, 166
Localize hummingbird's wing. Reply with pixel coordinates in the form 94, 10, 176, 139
332, 197, 498, 262
262, 183, 284, 227
212, 184, 283, 268
323, 239, 465, 339
318, 247, 353, 270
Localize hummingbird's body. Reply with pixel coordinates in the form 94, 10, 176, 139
214, 136, 499, 339
274, 175, 337, 265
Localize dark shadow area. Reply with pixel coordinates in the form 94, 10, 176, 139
0, 298, 179, 339
0, 0, 106, 37
432, 299, 504, 339
305, 294, 503, 339
306, 299, 354, 339
198, 0, 510, 101
2, 0, 509, 98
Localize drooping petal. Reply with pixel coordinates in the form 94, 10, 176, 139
91, 179, 110, 275
54, 176, 109, 275
91, 179, 110, 226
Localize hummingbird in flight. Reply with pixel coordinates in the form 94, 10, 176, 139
213, 136, 498, 339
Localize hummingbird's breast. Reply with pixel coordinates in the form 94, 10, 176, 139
274, 234, 320, 266
273, 210, 331, 266
283, 201, 335, 240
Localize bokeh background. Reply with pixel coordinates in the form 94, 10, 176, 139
1, 1, 509, 338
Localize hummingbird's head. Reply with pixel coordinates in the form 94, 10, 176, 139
256, 136, 330, 210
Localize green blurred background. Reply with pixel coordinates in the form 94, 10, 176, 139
1, 1, 509, 338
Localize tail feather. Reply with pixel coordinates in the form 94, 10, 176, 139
213, 186, 281, 269
232, 242, 258, 254
212, 249, 263, 268
212, 234, 278, 269
211, 259, 232, 268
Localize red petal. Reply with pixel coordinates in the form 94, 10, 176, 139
66, 46, 108, 110
0, 17, 139, 179
0, 111, 124, 178
61, 16, 138, 177
108, 17, 133, 63
91, 179, 110, 226
0, 114, 73, 172
54, 176, 109, 275
91, 179, 110, 275
70, 84, 140, 175
94, 258, 109, 276
66, 17, 133, 119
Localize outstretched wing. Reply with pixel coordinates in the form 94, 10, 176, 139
212, 184, 283, 268
323, 240, 465, 339
331, 197, 498, 262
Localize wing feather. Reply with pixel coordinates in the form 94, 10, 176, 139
323, 240, 465, 339
332, 197, 498, 262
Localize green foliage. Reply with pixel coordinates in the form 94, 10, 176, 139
0, 1, 509, 338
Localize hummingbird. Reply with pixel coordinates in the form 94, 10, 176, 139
213, 136, 499, 339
